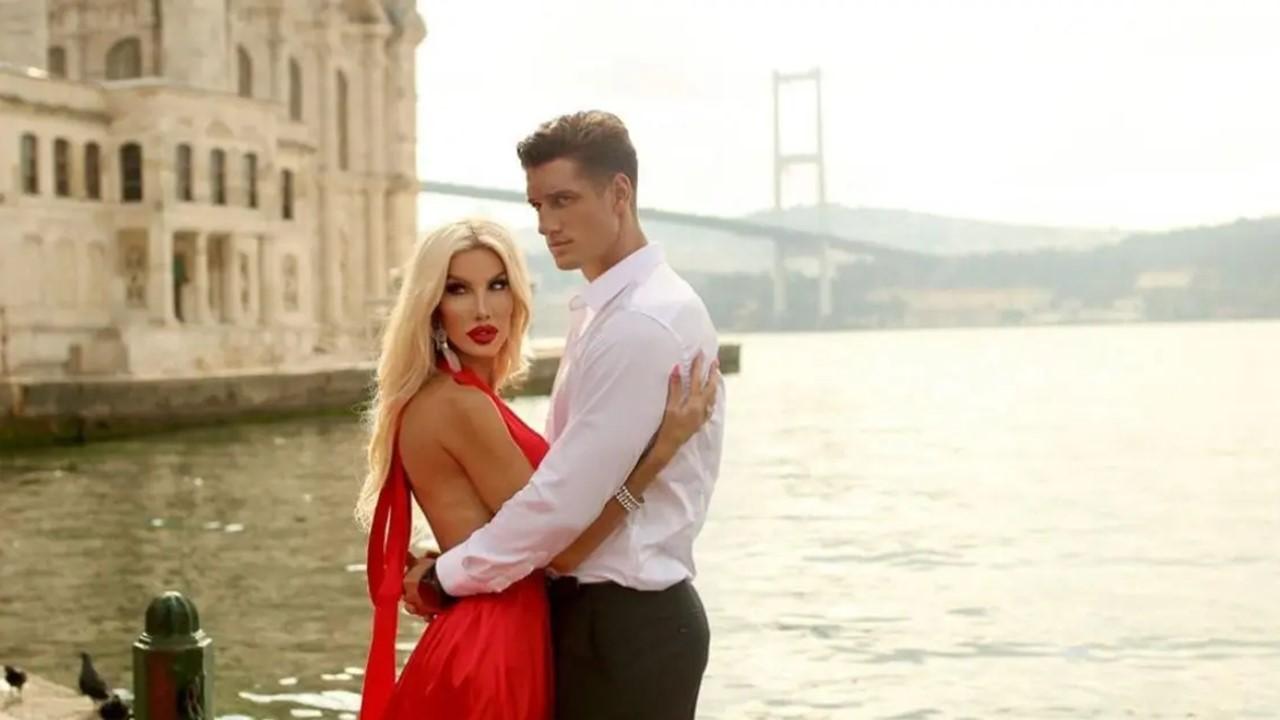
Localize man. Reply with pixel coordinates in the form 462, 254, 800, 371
404, 110, 726, 719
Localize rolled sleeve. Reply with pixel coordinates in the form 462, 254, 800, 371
437, 311, 684, 596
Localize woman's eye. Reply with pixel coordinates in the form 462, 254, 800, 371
445, 283, 467, 294
491, 279, 509, 291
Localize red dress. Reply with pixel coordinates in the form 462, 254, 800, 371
360, 366, 553, 720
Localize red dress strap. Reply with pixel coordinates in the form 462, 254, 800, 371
359, 435, 410, 720
359, 366, 488, 720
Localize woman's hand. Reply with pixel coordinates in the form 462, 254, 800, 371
403, 550, 443, 618
652, 352, 720, 459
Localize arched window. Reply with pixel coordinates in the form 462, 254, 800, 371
84, 143, 101, 200
106, 38, 142, 80
210, 149, 226, 205
120, 143, 143, 202
237, 46, 253, 98
48, 46, 67, 78
54, 138, 71, 197
20, 134, 39, 195
281, 169, 294, 220
289, 58, 303, 121
176, 144, 193, 201
336, 70, 349, 170
244, 153, 258, 208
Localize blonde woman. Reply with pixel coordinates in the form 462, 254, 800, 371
357, 218, 717, 720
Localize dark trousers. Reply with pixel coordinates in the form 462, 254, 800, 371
549, 578, 710, 720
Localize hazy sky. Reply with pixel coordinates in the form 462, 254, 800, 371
416, 0, 1279, 232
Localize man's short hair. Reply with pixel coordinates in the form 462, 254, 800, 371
516, 111, 638, 197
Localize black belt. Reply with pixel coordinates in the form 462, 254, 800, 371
546, 576, 689, 603
546, 574, 586, 603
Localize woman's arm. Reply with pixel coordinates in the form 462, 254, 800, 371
437, 355, 718, 570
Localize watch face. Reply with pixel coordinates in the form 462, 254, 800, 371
419, 567, 441, 596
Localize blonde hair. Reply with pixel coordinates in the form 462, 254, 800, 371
355, 218, 534, 531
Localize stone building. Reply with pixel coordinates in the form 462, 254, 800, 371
0, 0, 425, 376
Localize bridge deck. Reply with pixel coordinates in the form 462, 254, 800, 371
420, 181, 925, 261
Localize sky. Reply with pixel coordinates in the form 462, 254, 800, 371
415, 0, 1280, 233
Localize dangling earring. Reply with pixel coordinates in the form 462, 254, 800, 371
433, 326, 462, 373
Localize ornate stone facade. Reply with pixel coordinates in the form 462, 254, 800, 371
0, 0, 424, 376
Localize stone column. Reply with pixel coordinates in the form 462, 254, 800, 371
258, 234, 275, 326
246, 235, 261, 325
224, 236, 243, 325
266, 8, 282, 102
75, 9, 89, 81
349, 208, 366, 328
317, 39, 343, 329
365, 31, 387, 175
385, 28, 422, 273
319, 180, 342, 327
148, 218, 176, 325
193, 232, 210, 324
388, 184, 417, 272
366, 183, 387, 300
364, 29, 389, 301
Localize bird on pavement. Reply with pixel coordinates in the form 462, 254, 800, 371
3, 665, 27, 698
77, 653, 111, 703
98, 693, 130, 720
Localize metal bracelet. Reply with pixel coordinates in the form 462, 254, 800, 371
614, 486, 643, 513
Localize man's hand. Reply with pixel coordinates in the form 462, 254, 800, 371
403, 551, 444, 619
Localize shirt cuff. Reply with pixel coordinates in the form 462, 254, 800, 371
434, 546, 467, 597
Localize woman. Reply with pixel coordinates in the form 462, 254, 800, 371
355, 218, 717, 720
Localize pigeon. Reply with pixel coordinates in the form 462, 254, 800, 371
3, 665, 26, 697
98, 694, 130, 720
77, 652, 111, 703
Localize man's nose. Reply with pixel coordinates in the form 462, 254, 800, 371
538, 208, 558, 237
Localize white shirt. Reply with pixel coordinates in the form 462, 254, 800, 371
436, 243, 726, 594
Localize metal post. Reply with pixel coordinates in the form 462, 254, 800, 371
133, 591, 213, 720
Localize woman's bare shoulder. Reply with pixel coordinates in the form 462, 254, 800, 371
401, 373, 495, 440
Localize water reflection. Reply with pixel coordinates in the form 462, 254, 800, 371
0, 416, 381, 717
3, 323, 1280, 718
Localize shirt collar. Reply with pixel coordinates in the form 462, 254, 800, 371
574, 244, 664, 313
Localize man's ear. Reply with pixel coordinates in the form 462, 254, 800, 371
612, 173, 633, 213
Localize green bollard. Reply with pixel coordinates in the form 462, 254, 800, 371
132, 591, 214, 720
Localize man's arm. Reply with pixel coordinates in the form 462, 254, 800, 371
435, 310, 683, 596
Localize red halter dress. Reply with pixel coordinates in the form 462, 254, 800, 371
360, 365, 553, 720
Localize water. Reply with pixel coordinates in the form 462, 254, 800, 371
2, 321, 1278, 719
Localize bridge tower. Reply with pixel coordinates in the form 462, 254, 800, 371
772, 68, 834, 326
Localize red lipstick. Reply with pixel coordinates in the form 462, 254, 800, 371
467, 325, 499, 345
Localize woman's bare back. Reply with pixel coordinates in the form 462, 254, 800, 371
398, 374, 534, 551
